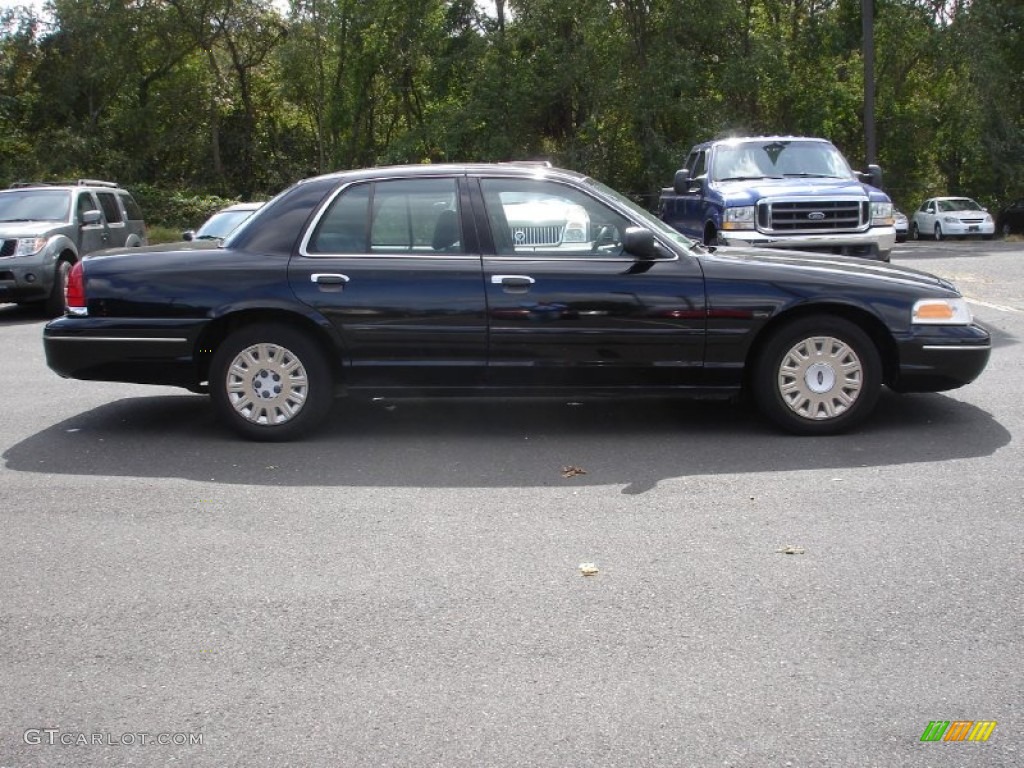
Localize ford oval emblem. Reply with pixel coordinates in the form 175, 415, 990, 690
808, 211, 826, 221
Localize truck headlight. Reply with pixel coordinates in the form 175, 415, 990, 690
14, 237, 48, 257
722, 206, 755, 230
912, 298, 973, 325
870, 202, 894, 226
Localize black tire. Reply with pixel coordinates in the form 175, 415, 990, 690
910, 223, 920, 241
209, 323, 333, 441
752, 316, 882, 436
45, 259, 72, 317
934, 223, 943, 241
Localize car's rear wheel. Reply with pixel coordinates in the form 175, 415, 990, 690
934, 223, 943, 241
753, 316, 882, 435
210, 324, 333, 441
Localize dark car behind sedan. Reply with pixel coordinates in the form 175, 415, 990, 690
997, 199, 1024, 236
44, 164, 991, 441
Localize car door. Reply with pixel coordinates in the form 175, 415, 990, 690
473, 176, 706, 390
680, 149, 709, 238
74, 191, 110, 255
288, 175, 488, 390
95, 191, 128, 248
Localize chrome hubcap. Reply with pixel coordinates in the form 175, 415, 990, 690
225, 343, 308, 425
777, 335, 863, 420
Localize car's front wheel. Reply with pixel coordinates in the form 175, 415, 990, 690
210, 324, 333, 441
934, 223, 944, 241
910, 223, 921, 241
44, 258, 72, 317
753, 316, 882, 435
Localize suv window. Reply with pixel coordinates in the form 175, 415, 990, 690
76, 192, 99, 222
118, 192, 144, 221
96, 192, 123, 224
0, 189, 70, 222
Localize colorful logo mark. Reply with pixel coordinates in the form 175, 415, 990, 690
921, 721, 997, 742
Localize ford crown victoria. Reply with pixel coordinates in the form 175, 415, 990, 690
43, 164, 991, 440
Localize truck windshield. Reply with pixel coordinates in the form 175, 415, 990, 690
712, 141, 854, 182
0, 190, 72, 222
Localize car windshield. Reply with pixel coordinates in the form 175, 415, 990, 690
0, 190, 71, 222
586, 178, 698, 251
711, 140, 854, 182
195, 209, 259, 240
938, 198, 982, 212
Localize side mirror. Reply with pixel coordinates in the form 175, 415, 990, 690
182, 230, 195, 241
860, 164, 883, 189
623, 227, 658, 260
81, 209, 102, 225
673, 169, 693, 195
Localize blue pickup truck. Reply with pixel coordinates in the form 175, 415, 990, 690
658, 136, 896, 261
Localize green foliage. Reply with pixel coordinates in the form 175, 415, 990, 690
130, 184, 256, 230
0, 0, 1022, 209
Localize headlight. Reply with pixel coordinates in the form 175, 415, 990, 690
871, 202, 893, 226
562, 217, 588, 243
14, 237, 48, 257
912, 298, 973, 325
942, 215, 959, 224
722, 206, 755, 230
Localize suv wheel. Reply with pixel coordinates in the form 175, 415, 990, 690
45, 259, 72, 317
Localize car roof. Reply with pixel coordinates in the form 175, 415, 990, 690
5, 179, 126, 192
694, 136, 834, 149
295, 163, 592, 188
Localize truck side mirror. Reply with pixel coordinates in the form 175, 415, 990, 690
81, 209, 102, 225
673, 169, 692, 195
860, 164, 883, 189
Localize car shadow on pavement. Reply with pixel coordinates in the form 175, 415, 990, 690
2, 390, 1008, 493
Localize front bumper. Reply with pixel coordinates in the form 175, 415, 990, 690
891, 323, 991, 392
940, 221, 996, 237
0, 252, 56, 303
720, 227, 896, 260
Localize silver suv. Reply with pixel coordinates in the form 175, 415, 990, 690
0, 180, 147, 315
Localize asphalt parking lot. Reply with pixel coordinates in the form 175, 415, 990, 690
1, 239, 1021, 767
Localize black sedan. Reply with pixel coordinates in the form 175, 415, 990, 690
44, 164, 991, 440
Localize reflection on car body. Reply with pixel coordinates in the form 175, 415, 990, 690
43, 163, 991, 441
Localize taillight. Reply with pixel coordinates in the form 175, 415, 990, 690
65, 260, 87, 316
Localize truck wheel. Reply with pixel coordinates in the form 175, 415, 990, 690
753, 316, 882, 435
210, 324, 333, 441
703, 224, 719, 247
44, 259, 72, 317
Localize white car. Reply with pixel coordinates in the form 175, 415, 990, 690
183, 202, 263, 242
910, 197, 994, 241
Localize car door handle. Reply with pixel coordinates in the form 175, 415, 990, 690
491, 275, 535, 286
311, 273, 350, 285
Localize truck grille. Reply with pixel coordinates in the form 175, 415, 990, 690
757, 198, 869, 234
0, 240, 15, 257
510, 225, 562, 247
